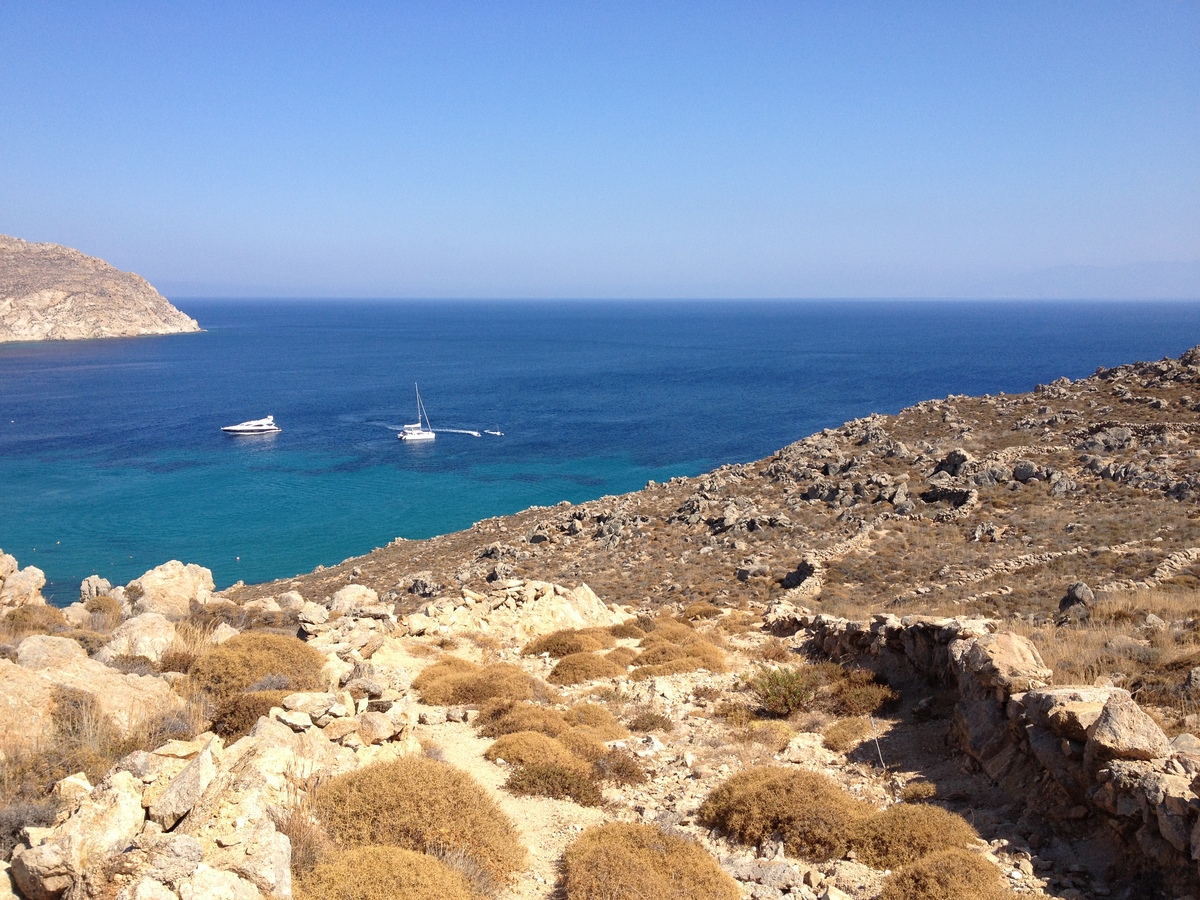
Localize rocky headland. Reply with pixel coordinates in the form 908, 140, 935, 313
0, 236, 199, 343
0, 344, 1199, 900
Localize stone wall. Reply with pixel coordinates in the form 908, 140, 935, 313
772, 606, 1200, 888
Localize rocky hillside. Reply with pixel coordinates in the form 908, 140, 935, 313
0, 235, 199, 342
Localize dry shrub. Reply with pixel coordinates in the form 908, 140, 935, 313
605, 646, 638, 667
504, 764, 602, 806
557, 728, 609, 761
484, 732, 584, 770
211, 690, 291, 739
900, 782, 938, 803
0, 800, 55, 861
310, 756, 527, 885
476, 700, 568, 738
625, 706, 672, 732
189, 633, 326, 701
549, 652, 626, 685
682, 602, 722, 621
738, 720, 794, 753
523, 628, 615, 658
562, 822, 740, 900
592, 748, 646, 785
878, 848, 1012, 900
698, 766, 873, 861
157, 621, 217, 674
850, 804, 979, 869
747, 665, 825, 716
293, 845, 477, 900
107, 655, 157, 676
565, 703, 628, 740
415, 658, 538, 706
272, 804, 333, 877
714, 701, 754, 729
754, 638, 792, 663
608, 621, 645, 639
60, 628, 108, 654
0, 604, 68, 640
823, 717, 872, 753
83, 595, 125, 631
829, 670, 898, 716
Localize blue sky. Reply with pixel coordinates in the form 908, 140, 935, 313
1, 2, 1197, 298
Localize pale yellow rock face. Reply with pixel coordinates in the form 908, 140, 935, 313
0, 234, 200, 343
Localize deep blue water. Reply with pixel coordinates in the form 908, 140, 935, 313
2, 298, 1198, 603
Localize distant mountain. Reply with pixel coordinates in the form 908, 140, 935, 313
974, 260, 1200, 300
0, 235, 200, 343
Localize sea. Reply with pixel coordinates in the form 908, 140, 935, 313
2, 298, 1198, 604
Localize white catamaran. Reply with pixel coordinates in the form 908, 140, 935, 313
398, 385, 435, 442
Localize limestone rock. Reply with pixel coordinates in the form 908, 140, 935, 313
1086, 696, 1171, 763
95, 613, 176, 665
149, 740, 220, 830
127, 561, 215, 619
0, 565, 46, 606
176, 864, 262, 900
80, 575, 113, 601
330, 584, 379, 614
959, 633, 1051, 693
11, 771, 145, 900
0, 234, 201, 343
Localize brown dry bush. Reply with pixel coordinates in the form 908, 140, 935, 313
504, 764, 603, 806
754, 638, 793, 663
900, 782, 938, 803
562, 822, 740, 900
607, 621, 645, 639
829, 669, 898, 716
625, 706, 672, 732
549, 652, 627, 685
189, 633, 326, 701
210, 690, 291, 739
698, 766, 873, 861
850, 804, 979, 869
877, 848, 1013, 900
557, 728, 609, 762
293, 845, 478, 900
0, 604, 68, 641
415, 658, 539, 706
565, 703, 628, 740
484, 732, 584, 770
522, 627, 615, 658
605, 646, 638, 667
310, 756, 527, 885
475, 700, 569, 738
83, 595, 125, 631
592, 748, 647, 785
737, 720, 794, 753
682, 602, 722, 620
823, 717, 871, 753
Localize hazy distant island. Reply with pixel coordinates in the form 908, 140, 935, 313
0, 234, 200, 343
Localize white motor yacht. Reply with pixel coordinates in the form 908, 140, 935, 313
222, 415, 281, 435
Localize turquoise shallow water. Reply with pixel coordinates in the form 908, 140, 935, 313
2, 298, 1198, 602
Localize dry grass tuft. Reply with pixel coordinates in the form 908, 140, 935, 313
311, 756, 527, 885
698, 766, 873, 861
549, 652, 627, 685
682, 602, 723, 621
522, 627, 616, 658
624, 706, 673, 733
850, 804, 979, 869
877, 848, 1013, 900
293, 845, 478, 900
188, 633, 327, 701
607, 621, 646, 639
562, 822, 740, 900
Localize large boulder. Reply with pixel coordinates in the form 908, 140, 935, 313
126, 561, 214, 619
0, 565, 46, 606
80, 574, 114, 601
95, 613, 177, 666
1085, 696, 1172, 764
329, 584, 379, 614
